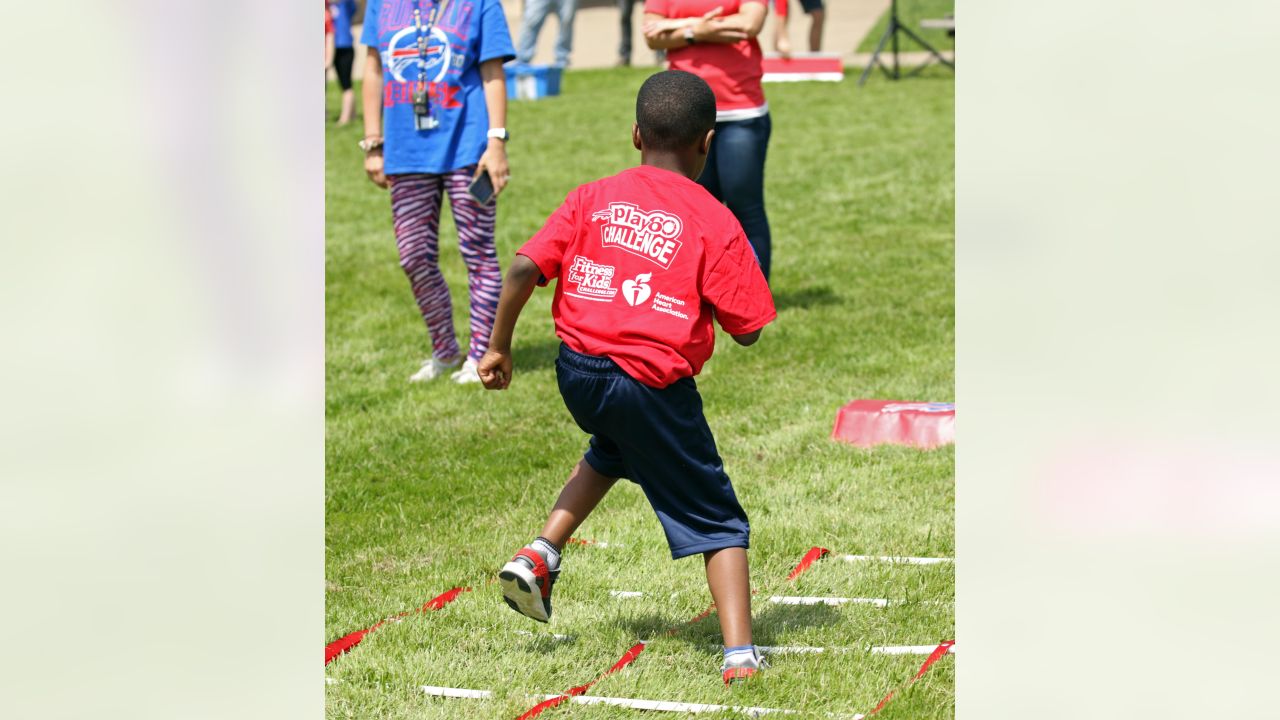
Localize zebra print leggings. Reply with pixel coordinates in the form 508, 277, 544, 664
389, 167, 501, 364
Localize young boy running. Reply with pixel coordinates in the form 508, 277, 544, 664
476, 70, 776, 684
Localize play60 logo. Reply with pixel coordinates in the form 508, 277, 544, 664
622, 273, 652, 306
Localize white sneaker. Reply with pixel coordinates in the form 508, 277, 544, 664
450, 359, 482, 385
409, 356, 460, 383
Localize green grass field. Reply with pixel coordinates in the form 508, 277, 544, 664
326, 67, 953, 719
857, 0, 956, 54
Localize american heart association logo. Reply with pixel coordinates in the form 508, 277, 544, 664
621, 273, 652, 306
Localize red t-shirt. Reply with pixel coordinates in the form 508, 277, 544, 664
518, 165, 776, 388
644, 0, 767, 114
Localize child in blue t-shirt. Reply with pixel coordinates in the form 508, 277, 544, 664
327, 1, 359, 124
359, 0, 517, 384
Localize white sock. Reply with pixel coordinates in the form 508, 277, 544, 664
723, 645, 760, 668
531, 537, 561, 571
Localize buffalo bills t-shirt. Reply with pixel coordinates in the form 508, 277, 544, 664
329, 1, 357, 48
518, 165, 776, 388
362, 0, 515, 175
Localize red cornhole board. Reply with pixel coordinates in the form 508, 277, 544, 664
831, 400, 954, 449
762, 53, 844, 82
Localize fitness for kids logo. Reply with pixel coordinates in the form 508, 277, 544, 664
591, 203, 684, 269
564, 255, 618, 302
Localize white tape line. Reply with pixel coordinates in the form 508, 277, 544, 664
548, 693, 797, 716
558, 694, 864, 719
421, 685, 862, 719
422, 685, 493, 699
839, 554, 952, 565
768, 595, 890, 607
871, 644, 957, 655
768, 595, 953, 608
514, 630, 575, 642
613, 592, 948, 608
609, 590, 681, 599
709, 644, 944, 655
757, 645, 833, 654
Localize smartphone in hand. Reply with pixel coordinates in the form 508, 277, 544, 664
468, 171, 496, 206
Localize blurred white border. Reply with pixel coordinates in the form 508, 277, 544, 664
1, 2, 322, 718
959, 1, 1280, 717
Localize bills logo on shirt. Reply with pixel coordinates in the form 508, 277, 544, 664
384, 25, 452, 83
591, 203, 684, 269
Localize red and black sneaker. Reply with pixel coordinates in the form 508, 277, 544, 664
499, 547, 558, 622
722, 666, 758, 685
721, 648, 766, 686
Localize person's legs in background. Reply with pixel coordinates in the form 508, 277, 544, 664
389, 174, 463, 380
799, 0, 826, 51
516, 0, 556, 65
695, 133, 724, 205
443, 167, 502, 376
617, 0, 636, 66
705, 115, 773, 280
808, 7, 826, 51
339, 90, 355, 125
554, 0, 578, 67
334, 46, 356, 124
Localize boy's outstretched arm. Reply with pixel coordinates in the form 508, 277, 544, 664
478, 255, 542, 390
731, 328, 762, 346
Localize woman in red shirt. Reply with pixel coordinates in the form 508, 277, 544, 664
642, 1, 773, 279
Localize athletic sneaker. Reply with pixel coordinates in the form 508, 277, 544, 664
499, 546, 559, 622
409, 356, 460, 383
450, 359, 482, 385
721, 647, 766, 686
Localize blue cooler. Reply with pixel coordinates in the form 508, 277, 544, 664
505, 63, 563, 100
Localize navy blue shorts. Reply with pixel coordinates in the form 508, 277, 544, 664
555, 344, 750, 559
798, 0, 824, 14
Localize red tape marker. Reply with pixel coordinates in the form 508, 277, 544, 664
325, 587, 470, 665
913, 640, 955, 679
422, 587, 466, 610
515, 642, 647, 719
786, 546, 830, 581
868, 639, 955, 715
324, 625, 381, 665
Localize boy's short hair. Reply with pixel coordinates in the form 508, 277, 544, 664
635, 70, 717, 152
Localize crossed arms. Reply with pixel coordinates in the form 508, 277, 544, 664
642, 3, 767, 50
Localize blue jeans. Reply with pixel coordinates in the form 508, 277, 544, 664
516, 0, 577, 66
697, 113, 772, 280
618, 0, 638, 61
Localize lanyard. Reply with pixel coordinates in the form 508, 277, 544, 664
411, 0, 449, 90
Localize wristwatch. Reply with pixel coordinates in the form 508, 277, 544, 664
487, 127, 510, 142
358, 136, 383, 153
683, 27, 697, 45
